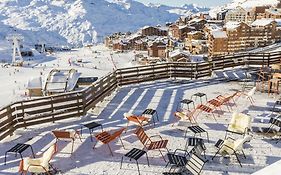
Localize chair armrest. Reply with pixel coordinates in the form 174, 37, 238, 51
150, 135, 163, 140
222, 144, 236, 152
173, 149, 189, 156
226, 136, 235, 141
226, 129, 244, 135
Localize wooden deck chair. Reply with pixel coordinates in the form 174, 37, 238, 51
212, 135, 251, 167
19, 144, 57, 175
174, 108, 197, 124
195, 104, 218, 122
135, 127, 169, 161
216, 91, 240, 110
124, 112, 150, 131
52, 130, 82, 154
93, 127, 126, 156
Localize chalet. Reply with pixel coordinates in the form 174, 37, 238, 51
169, 24, 193, 41
147, 41, 167, 58
217, 9, 229, 20
185, 40, 208, 55
141, 26, 168, 36
112, 40, 130, 51
208, 30, 228, 57
168, 49, 191, 62
189, 18, 207, 31
134, 40, 147, 51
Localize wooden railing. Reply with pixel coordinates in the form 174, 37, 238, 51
0, 51, 280, 140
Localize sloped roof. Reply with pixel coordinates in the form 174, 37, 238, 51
251, 19, 275, 27
211, 30, 227, 39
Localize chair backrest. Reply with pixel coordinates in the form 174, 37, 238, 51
110, 128, 125, 141
185, 154, 205, 175
189, 143, 205, 157
42, 143, 57, 164
135, 127, 150, 146
230, 112, 252, 129
52, 130, 71, 139
247, 87, 256, 97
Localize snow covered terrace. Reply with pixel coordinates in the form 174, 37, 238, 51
0, 67, 281, 175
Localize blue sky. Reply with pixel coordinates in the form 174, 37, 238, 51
136, 0, 232, 7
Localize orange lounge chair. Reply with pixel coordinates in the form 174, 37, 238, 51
135, 127, 169, 161
124, 113, 150, 131
174, 108, 197, 123
196, 104, 218, 121
93, 127, 126, 156
52, 130, 82, 154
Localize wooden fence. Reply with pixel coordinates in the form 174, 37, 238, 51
0, 51, 280, 140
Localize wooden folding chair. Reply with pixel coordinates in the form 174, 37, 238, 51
52, 130, 82, 154
135, 127, 169, 161
93, 127, 126, 156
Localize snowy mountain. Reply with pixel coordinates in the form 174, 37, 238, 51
0, 0, 208, 47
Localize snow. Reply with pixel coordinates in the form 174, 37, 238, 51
27, 77, 42, 89
211, 30, 228, 38
0, 0, 209, 47
0, 44, 141, 107
1, 70, 281, 174
225, 21, 241, 30
251, 19, 275, 27
169, 49, 190, 58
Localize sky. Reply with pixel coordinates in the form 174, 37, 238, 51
136, 0, 232, 7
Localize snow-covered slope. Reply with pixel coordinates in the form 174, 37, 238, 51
0, 0, 208, 47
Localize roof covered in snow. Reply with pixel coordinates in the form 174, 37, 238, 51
251, 19, 275, 26
224, 21, 241, 30
211, 30, 228, 38
169, 49, 190, 58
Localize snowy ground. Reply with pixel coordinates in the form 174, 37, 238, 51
0, 44, 140, 107
1, 74, 281, 175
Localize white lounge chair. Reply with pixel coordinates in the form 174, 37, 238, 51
212, 135, 251, 167
19, 144, 57, 175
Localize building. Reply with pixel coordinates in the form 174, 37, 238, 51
147, 41, 167, 58
208, 30, 228, 57
250, 6, 269, 21
225, 6, 249, 23
168, 24, 193, 41
141, 26, 168, 36
265, 8, 281, 19
189, 18, 207, 31
217, 10, 229, 20
168, 49, 191, 62
208, 19, 279, 57
112, 40, 130, 51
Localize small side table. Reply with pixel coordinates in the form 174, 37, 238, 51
120, 148, 149, 175
5, 143, 35, 165
177, 99, 195, 111
188, 125, 209, 143
191, 93, 207, 104
81, 121, 103, 142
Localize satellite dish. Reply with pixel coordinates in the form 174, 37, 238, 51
6, 34, 24, 66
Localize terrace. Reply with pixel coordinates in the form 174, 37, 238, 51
0, 68, 281, 175
0, 52, 281, 175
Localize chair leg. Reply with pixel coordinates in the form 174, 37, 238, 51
71, 140, 74, 154
119, 137, 125, 149
241, 150, 246, 159
212, 147, 222, 160
4, 152, 8, 165
30, 146, 35, 158
136, 160, 140, 175
159, 149, 166, 162
145, 152, 150, 166
107, 144, 113, 156
120, 156, 124, 169
234, 152, 242, 167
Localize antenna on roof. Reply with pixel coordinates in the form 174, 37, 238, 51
6, 34, 24, 66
